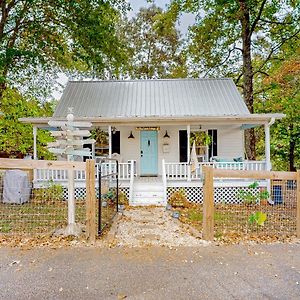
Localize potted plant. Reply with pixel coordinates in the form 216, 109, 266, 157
259, 189, 270, 206
118, 192, 128, 212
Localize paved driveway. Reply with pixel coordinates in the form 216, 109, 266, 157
0, 243, 299, 299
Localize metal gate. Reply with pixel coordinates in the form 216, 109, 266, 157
98, 158, 119, 235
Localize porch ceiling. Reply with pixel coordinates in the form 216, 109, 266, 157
20, 113, 285, 128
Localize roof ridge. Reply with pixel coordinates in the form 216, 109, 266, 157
68, 78, 233, 84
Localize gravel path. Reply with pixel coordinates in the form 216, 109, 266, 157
113, 207, 208, 247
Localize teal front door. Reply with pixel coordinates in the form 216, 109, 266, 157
140, 131, 158, 176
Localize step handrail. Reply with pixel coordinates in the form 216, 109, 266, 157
162, 159, 167, 203
129, 160, 135, 202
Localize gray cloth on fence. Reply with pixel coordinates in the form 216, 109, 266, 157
2, 170, 31, 204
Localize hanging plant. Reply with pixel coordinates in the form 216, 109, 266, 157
190, 132, 211, 146
91, 128, 108, 146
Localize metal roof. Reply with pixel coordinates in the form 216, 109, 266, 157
53, 78, 250, 118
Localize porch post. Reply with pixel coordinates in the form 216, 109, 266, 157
33, 126, 37, 160
187, 124, 191, 181
265, 118, 275, 202
187, 125, 191, 163
108, 125, 112, 158
264, 118, 275, 171
91, 142, 95, 159
264, 124, 270, 171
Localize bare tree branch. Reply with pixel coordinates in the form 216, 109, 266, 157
234, 72, 243, 85
260, 18, 294, 26
256, 29, 300, 74
250, 0, 267, 34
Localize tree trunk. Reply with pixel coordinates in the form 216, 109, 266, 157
288, 124, 296, 171
239, 0, 256, 160
0, 81, 6, 107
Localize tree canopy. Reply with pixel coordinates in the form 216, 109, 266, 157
168, 0, 300, 160
120, 5, 187, 79
0, 0, 129, 99
0, 88, 54, 158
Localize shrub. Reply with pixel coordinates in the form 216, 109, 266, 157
237, 182, 270, 205
118, 192, 129, 206
168, 189, 189, 208
33, 180, 64, 203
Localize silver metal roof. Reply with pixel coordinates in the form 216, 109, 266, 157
53, 78, 250, 118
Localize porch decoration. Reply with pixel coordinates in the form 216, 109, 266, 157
190, 141, 198, 173
136, 126, 160, 131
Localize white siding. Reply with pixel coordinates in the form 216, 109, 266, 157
217, 125, 244, 158
116, 124, 244, 175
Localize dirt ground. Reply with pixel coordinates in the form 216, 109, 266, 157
112, 207, 208, 247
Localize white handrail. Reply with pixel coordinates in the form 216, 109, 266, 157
129, 160, 135, 202
162, 159, 167, 202
164, 161, 267, 181
35, 161, 133, 182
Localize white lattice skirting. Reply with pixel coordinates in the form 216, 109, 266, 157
167, 186, 260, 204
35, 186, 258, 204
59, 187, 130, 200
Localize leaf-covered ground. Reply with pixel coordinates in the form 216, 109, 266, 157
175, 203, 297, 244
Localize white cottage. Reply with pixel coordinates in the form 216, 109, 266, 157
21, 78, 283, 205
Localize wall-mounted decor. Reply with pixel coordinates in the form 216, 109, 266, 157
136, 126, 160, 131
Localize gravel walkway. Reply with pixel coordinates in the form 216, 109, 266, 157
113, 207, 209, 247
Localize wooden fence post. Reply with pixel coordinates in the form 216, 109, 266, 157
202, 166, 214, 241
297, 170, 300, 238
86, 159, 96, 243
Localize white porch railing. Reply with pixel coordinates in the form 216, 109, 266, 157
164, 161, 267, 181
35, 161, 136, 183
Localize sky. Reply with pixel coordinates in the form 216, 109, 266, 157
52, 0, 195, 100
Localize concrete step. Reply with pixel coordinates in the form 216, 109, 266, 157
133, 191, 165, 199
130, 197, 166, 206
133, 184, 164, 192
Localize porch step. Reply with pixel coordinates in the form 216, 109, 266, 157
130, 178, 166, 206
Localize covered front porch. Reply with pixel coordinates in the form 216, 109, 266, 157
19, 113, 283, 205
27, 114, 276, 175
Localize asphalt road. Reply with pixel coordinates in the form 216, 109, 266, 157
0, 243, 299, 300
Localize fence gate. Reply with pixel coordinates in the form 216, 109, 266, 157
98, 158, 119, 235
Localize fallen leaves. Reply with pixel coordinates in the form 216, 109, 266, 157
0, 234, 91, 249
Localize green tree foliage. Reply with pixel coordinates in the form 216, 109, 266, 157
0, 0, 129, 99
121, 5, 187, 79
169, 0, 300, 159
256, 45, 300, 171
0, 88, 54, 158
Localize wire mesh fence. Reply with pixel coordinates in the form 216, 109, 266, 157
200, 167, 300, 242
0, 168, 86, 236
214, 180, 297, 241
98, 159, 119, 235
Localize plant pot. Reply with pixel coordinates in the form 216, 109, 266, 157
166, 204, 172, 210
172, 211, 180, 219
118, 204, 125, 212
260, 199, 268, 206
